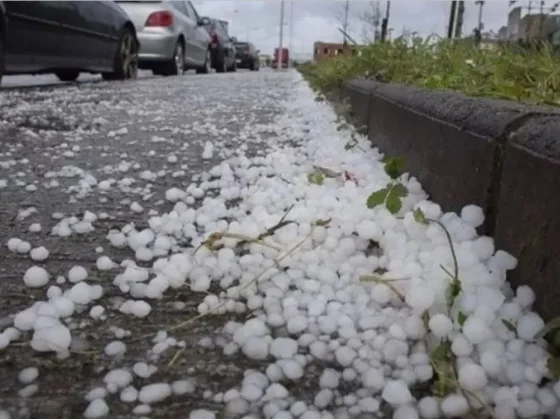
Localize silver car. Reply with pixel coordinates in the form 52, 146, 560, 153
115, 0, 211, 76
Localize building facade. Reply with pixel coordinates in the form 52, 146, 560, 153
313, 42, 357, 62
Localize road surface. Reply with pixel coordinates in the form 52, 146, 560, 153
1, 64, 556, 419
0, 69, 307, 418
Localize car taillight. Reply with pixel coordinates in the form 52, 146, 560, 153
211, 33, 219, 44
145, 10, 173, 27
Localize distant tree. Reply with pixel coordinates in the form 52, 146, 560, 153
357, 1, 382, 44
330, 1, 352, 44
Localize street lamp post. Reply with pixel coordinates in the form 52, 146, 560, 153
277, 0, 285, 70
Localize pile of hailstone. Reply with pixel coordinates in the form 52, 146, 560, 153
4, 74, 559, 419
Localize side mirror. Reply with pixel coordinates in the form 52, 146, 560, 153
198, 16, 210, 26
230, 36, 237, 42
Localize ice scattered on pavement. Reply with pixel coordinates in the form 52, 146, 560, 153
0, 70, 557, 418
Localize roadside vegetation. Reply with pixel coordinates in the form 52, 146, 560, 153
299, 37, 560, 106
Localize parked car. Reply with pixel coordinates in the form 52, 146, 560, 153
203, 18, 236, 73
234, 41, 260, 71
115, 0, 211, 76
0, 1, 140, 85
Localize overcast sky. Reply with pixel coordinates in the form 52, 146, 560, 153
193, 1, 514, 58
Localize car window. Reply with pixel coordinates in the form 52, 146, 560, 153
170, 1, 187, 16
215, 22, 227, 37
185, 1, 199, 20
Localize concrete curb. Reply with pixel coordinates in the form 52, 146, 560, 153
341, 79, 560, 319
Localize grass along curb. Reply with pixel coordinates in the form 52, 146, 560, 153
299, 38, 560, 106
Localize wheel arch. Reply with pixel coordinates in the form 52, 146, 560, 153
177, 33, 185, 48
123, 21, 139, 50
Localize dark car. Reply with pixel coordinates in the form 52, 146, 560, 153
203, 18, 236, 73
234, 41, 260, 71
0, 1, 140, 85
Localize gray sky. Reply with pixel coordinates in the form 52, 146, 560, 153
193, 1, 513, 58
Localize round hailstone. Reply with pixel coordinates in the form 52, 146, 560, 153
29, 223, 42, 233
18, 367, 39, 384
83, 398, 109, 418
516, 312, 545, 341
381, 380, 413, 406
23, 266, 50, 288
428, 314, 453, 338
68, 265, 88, 283
189, 410, 216, 419
460, 204, 485, 228
105, 341, 127, 357
441, 394, 469, 417
96, 256, 114, 271
138, 383, 172, 404
30, 246, 49, 261
458, 363, 488, 391
7, 237, 22, 252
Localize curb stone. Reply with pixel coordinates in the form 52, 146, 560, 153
340, 78, 560, 319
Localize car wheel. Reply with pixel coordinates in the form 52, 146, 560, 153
196, 50, 212, 74
102, 27, 138, 81
162, 41, 184, 76
216, 51, 227, 73
55, 70, 80, 82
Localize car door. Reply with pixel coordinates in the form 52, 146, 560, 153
185, 1, 208, 63
167, 1, 197, 66
216, 21, 233, 66
69, 1, 118, 70
49, 1, 92, 69
3, 1, 64, 71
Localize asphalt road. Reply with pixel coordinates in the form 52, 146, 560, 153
0, 69, 306, 418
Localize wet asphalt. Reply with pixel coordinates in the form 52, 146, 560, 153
0, 69, 315, 418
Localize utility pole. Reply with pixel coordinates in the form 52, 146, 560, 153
374, 1, 381, 42
288, 0, 294, 68
539, 0, 545, 40
277, 0, 284, 70
447, 1, 457, 38
342, 0, 350, 46
380, 0, 391, 42
476, 1, 485, 31
454, 0, 466, 38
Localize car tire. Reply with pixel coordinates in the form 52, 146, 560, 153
102, 27, 138, 81
216, 51, 227, 73
229, 61, 237, 72
55, 70, 80, 82
161, 40, 184, 76
196, 50, 212, 74
0, 29, 4, 87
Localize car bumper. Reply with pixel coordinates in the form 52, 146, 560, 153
235, 58, 254, 67
136, 31, 177, 62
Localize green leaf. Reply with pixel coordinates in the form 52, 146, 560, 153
307, 171, 325, 185
447, 278, 462, 309
430, 339, 456, 397
548, 357, 560, 379
385, 183, 408, 214
535, 316, 560, 340
366, 188, 389, 209
502, 319, 517, 333
383, 156, 407, 179
457, 311, 468, 327
413, 208, 428, 225
345, 142, 354, 150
